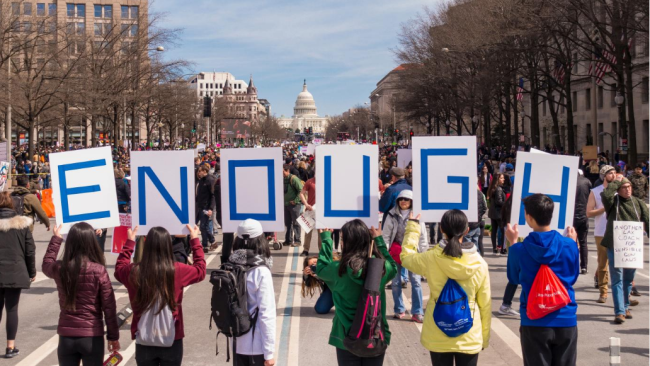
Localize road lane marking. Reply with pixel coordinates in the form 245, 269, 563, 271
490, 317, 523, 358
274, 243, 295, 359
277, 246, 299, 366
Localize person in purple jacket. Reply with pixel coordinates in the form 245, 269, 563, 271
505, 193, 579, 366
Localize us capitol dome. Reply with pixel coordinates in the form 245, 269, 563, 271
278, 80, 329, 134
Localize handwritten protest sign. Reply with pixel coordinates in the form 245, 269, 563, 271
613, 221, 644, 269
297, 205, 318, 233
111, 214, 132, 255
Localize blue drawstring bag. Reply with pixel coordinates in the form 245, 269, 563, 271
433, 278, 473, 337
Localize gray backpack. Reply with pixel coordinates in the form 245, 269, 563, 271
135, 301, 176, 347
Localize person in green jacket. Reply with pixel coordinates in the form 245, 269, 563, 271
601, 175, 650, 323
316, 219, 397, 366
400, 210, 491, 366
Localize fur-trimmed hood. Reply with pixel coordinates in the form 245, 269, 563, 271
0, 210, 32, 232
229, 249, 273, 269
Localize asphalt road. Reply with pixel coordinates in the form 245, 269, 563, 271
0, 218, 647, 366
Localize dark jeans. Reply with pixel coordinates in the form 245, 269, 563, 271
96, 229, 107, 252
234, 353, 265, 366
574, 219, 589, 269
520, 326, 577, 366
220, 233, 234, 265
336, 347, 385, 366
315, 285, 334, 314
135, 339, 183, 366
284, 204, 302, 244
199, 213, 215, 249
58, 336, 104, 366
429, 351, 479, 366
0, 288, 21, 340
490, 219, 504, 251
477, 221, 485, 257
502, 282, 518, 306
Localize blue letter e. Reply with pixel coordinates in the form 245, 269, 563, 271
59, 159, 111, 222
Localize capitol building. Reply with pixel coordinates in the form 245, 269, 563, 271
278, 80, 329, 134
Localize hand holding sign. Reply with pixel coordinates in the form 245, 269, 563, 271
128, 226, 139, 241
186, 224, 200, 239
505, 223, 519, 245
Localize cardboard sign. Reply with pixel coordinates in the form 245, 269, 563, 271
131, 150, 196, 235
397, 149, 412, 168
412, 136, 478, 222
510, 151, 579, 237
49, 146, 120, 234
582, 146, 598, 160
220, 147, 284, 233
613, 221, 644, 269
111, 214, 132, 255
316, 145, 379, 229
297, 206, 317, 233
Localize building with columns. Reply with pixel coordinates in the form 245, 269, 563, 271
278, 80, 329, 134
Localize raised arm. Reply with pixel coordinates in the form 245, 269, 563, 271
42, 235, 63, 278
316, 231, 339, 285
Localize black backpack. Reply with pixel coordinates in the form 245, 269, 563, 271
343, 256, 388, 357
209, 261, 264, 362
11, 194, 25, 216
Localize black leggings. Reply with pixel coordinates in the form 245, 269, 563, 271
58, 336, 104, 366
0, 288, 21, 340
430, 351, 479, 366
490, 219, 502, 251
336, 348, 385, 365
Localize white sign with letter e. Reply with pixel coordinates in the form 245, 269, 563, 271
509, 152, 579, 237
316, 145, 379, 229
220, 147, 284, 233
49, 146, 119, 233
412, 136, 478, 222
613, 221, 644, 269
131, 150, 195, 235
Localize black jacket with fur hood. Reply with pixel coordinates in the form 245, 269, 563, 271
0, 208, 36, 288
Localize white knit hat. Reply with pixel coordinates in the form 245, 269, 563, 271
397, 189, 413, 200
236, 219, 264, 239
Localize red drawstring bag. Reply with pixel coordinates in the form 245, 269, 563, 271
389, 242, 402, 265
527, 264, 571, 320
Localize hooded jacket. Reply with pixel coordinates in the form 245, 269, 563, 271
400, 221, 491, 354
316, 231, 397, 350
507, 230, 579, 327
573, 174, 592, 222
11, 186, 50, 231
382, 204, 428, 252
0, 208, 35, 288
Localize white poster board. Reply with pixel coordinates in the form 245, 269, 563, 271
297, 205, 317, 233
316, 145, 379, 229
613, 221, 644, 269
510, 151, 579, 237
49, 146, 120, 233
220, 147, 284, 233
397, 149, 412, 168
412, 136, 478, 222
131, 150, 195, 235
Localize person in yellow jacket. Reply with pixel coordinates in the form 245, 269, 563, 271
400, 209, 491, 366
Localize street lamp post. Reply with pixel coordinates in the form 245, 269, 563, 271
614, 92, 625, 156
599, 131, 617, 163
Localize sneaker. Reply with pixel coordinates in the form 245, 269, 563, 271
209, 241, 220, 251
593, 274, 599, 289
597, 295, 607, 304
411, 314, 424, 323
290, 243, 300, 247
498, 305, 520, 317
631, 287, 641, 296
4, 348, 19, 359
300, 251, 309, 257
629, 298, 639, 307
625, 309, 633, 319
614, 315, 626, 324
386, 282, 392, 289
393, 313, 405, 319
401, 282, 407, 289
203, 246, 210, 253
580, 268, 588, 275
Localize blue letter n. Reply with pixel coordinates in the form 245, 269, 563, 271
138, 166, 189, 225
59, 159, 111, 222
518, 162, 570, 228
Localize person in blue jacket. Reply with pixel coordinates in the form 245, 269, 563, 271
505, 193, 579, 366
379, 167, 411, 225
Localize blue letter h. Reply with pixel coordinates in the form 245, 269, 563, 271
518, 162, 570, 228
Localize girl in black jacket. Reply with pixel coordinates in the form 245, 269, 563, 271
0, 192, 35, 358
487, 173, 506, 254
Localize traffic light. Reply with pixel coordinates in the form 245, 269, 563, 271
410, 130, 414, 137
192, 121, 196, 133
203, 96, 211, 118
394, 129, 399, 135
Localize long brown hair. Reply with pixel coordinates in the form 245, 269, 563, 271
338, 220, 383, 277
60, 222, 106, 311
487, 172, 504, 200
130, 227, 177, 314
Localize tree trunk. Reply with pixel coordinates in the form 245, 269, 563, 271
131, 105, 136, 150
28, 113, 35, 160
512, 82, 519, 144
624, 59, 637, 164
63, 102, 70, 151
504, 86, 512, 148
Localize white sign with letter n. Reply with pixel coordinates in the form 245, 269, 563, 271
131, 150, 195, 235
315, 145, 379, 229
412, 136, 478, 222
49, 146, 119, 233
509, 151, 579, 237
220, 147, 284, 233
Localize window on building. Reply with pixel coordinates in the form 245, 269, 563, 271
95, 5, 112, 18
130, 24, 137, 36
585, 88, 591, 110
642, 77, 649, 104
199, 91, 203, 96
586, 123, 592, 145
67, 4, 84, 17
36, 3, 45, 16
24, 2, 32, 16
610, 84, 617, 107
12, 2, 20, 15
597, 86, 603, 108
121, 6, 138, 19
572, 91, 578, 111
48, 3, 56, 16
22, 22, 32, 32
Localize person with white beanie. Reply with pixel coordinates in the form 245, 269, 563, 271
231, 219, 276, 366
382, 190, 428, 323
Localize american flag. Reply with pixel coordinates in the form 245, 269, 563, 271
552, 60, 569, 84
516, 77, 524, 101
588, 37, 633, 84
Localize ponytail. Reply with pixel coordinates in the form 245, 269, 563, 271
440, 209, 468, 259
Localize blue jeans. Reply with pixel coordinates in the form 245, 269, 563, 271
401, 266, 408, 283
464, 227, 481, 250
314, 285, 334, 314
392, 265, 423, 315
607, 248, 636, 316
43, 176, 50, 189
199, 213, 214, 248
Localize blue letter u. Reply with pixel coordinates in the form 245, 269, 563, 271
324, 155, 370, 217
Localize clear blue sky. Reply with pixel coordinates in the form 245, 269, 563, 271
151, 0, 436, 117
